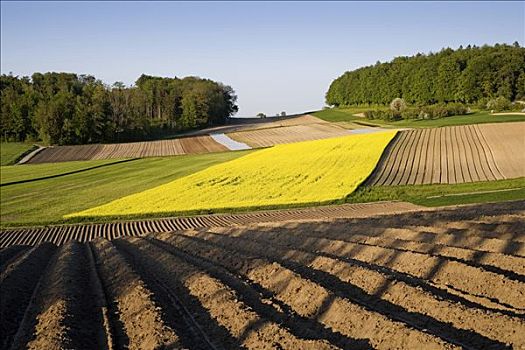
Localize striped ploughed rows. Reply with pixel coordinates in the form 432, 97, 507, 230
367, 123, 524, 186
26, 136, 228, 163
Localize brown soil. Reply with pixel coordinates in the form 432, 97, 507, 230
227, 123, 354, 148
367, 123, 523, 185
25, 136, 227, 164
1, 200, 523, 349
477, 122, 525, 179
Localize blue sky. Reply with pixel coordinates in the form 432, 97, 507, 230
1, 1, 524, 117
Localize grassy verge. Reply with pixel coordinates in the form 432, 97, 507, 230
0, 142, 37, 165
346, 177, 525, 207
0, 150, 253, 227
313, 109, 525, 128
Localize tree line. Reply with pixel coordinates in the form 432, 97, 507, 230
326, 43, 525, 107
1, 73, 238, 144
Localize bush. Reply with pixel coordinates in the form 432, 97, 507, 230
400, 108, 420, 119
390, 98, 407, 117
486, 97, 511, 112
365, 102, 469, 121
364, 110, 397, 120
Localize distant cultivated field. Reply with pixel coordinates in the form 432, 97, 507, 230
227, 123, 354, 148
1, 200, 524, 349
67, 132, 396, 218
368, 122, 525, 186
26, 135, 227, 163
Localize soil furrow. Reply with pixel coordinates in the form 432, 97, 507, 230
397, 129, 422, 185
472, 125, 505, 180
10, 242, 109, 350
0, 245, 30, 272
369, 131, 406, 185
154, 232, 458, 350
421, 127, 435, 184
198, 228, 523, 348
113, 238, 242, 350
0, 243, 56, 350
408, 128, 427, 185
90, 239, 182, 349
272, 229, 525, 312
461, 125, 481, 182
146, 236, 361, 349
335, 232, 525, 280
382, 130, 413, 186
115, 237, 338, 349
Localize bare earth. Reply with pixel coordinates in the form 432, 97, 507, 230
227, 123, 354, 148
1, 200, 523, 349
367, 122, 525, 185
26, 136, 228, 164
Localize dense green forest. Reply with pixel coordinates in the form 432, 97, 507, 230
326, 43, 525, 107
0, 73, 238, 145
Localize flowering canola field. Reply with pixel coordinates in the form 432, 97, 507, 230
67, 131, 396, 218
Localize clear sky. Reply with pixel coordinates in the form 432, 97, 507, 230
1, 1, 524, 117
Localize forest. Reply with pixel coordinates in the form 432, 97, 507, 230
0, 73, 238, 144
326, 43, 525, 107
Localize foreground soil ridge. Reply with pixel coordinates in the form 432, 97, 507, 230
1, 200, 523, 349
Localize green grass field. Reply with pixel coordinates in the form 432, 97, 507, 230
346, 177, 525, 207
0, 150, 252, 227
0, 142, 37, 166
0, 158, 127, 184
313, 109, 525, 128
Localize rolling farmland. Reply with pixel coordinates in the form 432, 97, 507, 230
1, 200, 523, 349
66, 132, 396, 218
26, 136, 228, 164
227, 123, 354, 148
367, 122, 525, 186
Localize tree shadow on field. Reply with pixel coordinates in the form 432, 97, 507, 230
113, 238, 243, 350
196, 230, 511, 349
148, 233, 370, 350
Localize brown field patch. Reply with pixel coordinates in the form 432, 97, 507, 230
367, 122, 524, 185
227, 123, 353, 148
25, 136, 228, 164
1, 200, 523, 349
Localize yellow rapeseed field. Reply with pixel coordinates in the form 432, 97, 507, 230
66, 131, 396, 218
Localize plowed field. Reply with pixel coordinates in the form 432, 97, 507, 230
26, 136, 227, 164
227, 123, 354, 148
368, 122, 525, 185
0, 201, 421, 247
1, 200, 523, 349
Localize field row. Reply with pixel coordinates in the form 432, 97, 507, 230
368, 122, 525, 185
26, 136, 227, 164
1, 201, 523, 349
0, 201, 421, 247
227, 123, 354, 148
